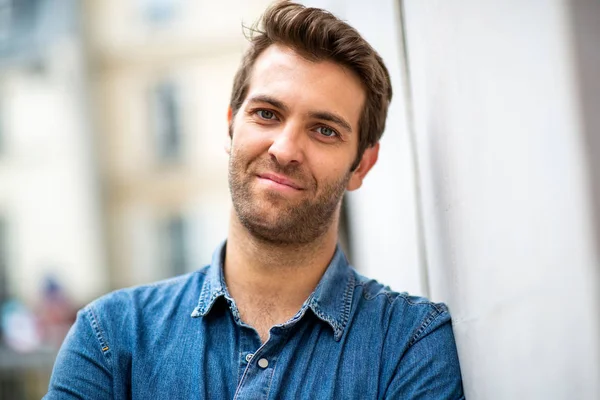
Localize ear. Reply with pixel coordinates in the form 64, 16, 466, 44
225, 107, 233, 155
346, 142, 379, 191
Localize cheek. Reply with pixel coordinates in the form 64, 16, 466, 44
231, 129, 271, 164
314, 144, 354, 170
310, 152, 353, 184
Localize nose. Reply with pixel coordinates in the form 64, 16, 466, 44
268, 122, 305, 166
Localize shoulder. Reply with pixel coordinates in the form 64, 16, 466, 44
349, 271, 463, 396
351, 270, 451, 346
83, 267, 209, 329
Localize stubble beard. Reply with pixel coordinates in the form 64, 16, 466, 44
228, 151, 351, 246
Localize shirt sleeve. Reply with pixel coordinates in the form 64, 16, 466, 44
384, 309, 465, 399
43, 307, 114, 399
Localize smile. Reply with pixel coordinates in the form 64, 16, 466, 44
256, 173, 305, 191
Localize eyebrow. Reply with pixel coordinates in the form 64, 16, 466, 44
308, 111, 353, 134
246, 94, 354, 134
247, 95, 289, 113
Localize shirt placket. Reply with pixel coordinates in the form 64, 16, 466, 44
234, 326, 291, 400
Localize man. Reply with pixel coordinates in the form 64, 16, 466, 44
46, 2, 463, 399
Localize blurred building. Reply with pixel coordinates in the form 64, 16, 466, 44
84, 0, 272, 290
0, 0, 106, 310
0, 0, 105, 398
0, 0, 272, 398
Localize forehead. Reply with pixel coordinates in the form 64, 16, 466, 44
245, 45, 366, 130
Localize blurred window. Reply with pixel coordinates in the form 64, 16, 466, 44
0, 0, 12, 44
138, 0, 181, 25
151, 80, 183, 163
164, 215, 188, 277
0, 0, 39, 55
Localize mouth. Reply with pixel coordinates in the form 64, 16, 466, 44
256, 172, 305, 191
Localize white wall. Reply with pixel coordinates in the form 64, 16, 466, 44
403, 0, 600, 397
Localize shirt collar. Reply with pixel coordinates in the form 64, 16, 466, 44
306, 246, 356, 341
190, 241, 229, 318
190, 240, 356, 341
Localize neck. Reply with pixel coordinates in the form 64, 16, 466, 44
224, 209, 339, 325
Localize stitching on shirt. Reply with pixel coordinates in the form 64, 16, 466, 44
400, 293, 447, 313
233, 339, 270, 400
236, 348, 243, 389
233, 359, 251, 400
196, 268, 214, 311
197, 276, 229, 316
408, 306, 447, 347
188, 266, 210, 312
354, 280, 397, 305
198, 263, 233, 317
383, 290, 398, 305
85, 306, 113, 369
339, 271, 355, 330
264, 350, 281, 400
309, 305, 342, 340
309, 267, 356, 341
265, 329, 293, 399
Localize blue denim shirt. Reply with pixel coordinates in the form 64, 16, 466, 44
46, 242, 464, 399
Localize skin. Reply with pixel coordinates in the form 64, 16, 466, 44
224, 44, 379, 342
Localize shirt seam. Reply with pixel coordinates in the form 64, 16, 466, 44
265, 359, 277, 400
340, 271, 355, 329
400, 293, 447, 313
408, 306, 447, 347
85, 305, 114, 370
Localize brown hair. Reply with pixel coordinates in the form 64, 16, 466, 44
229, 1, 393, 170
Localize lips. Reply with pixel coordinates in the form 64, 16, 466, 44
257, 172, 304, 190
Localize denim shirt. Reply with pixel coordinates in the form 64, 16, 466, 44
45, 242, 464, 399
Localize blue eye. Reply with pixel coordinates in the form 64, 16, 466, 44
317, 126, 337, 137
257, 110, 276, 120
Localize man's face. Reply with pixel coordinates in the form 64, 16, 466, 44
227, 44, 371, 244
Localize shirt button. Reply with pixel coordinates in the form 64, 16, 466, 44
258, 358, 269, 369
245, 353, 253, 362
